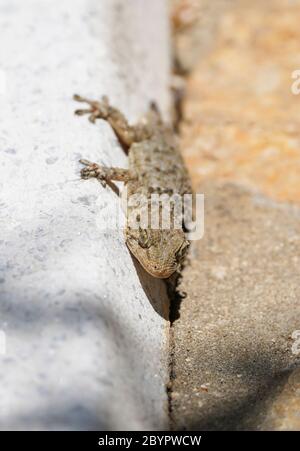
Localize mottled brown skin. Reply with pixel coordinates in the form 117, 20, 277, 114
74, 94, 191, 278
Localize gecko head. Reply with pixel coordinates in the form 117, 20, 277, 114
125, 227, 190, 279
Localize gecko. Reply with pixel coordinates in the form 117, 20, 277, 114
74, 94, 191, 278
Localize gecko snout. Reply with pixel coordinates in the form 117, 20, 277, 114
125, 229, 188, 279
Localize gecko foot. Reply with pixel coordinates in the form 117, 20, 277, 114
74, 94, 109, 124
79, 158, 133, 187
79, 159, 107, 186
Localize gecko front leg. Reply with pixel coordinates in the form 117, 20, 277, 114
80, 159, 134, 187
74, 94, 149, 150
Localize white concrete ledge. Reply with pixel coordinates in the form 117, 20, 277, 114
0, 0, 170, 430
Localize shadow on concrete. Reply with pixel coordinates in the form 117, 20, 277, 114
132, 256, 170, 321
132, 254, 190, 322
174, 346, 299, 431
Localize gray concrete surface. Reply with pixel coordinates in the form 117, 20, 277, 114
170, 182, 300, 430
0, 0, 171, 430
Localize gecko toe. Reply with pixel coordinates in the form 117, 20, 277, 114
81, 168, 94, 179
75, 108, 93, 116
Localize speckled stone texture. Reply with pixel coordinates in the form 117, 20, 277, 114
170, 0, 300, 430
179, 0, 300, 203
0, 0, 170, 430
171, 182, 300, 430
171, 0, 232, 73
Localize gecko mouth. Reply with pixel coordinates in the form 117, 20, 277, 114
138, 258, 178, 279
125, 235, 180, 278
127, 242, 178, 278
148, 269, 177, 279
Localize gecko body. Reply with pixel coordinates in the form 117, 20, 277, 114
74, 95, 191, 278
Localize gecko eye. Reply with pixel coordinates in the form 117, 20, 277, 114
175, 240, 190, 262
138, 228, 151, 249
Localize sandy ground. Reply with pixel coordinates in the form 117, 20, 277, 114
170, 0, 300, 430
176, 0, 300, 203
170, 183, 300, 430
